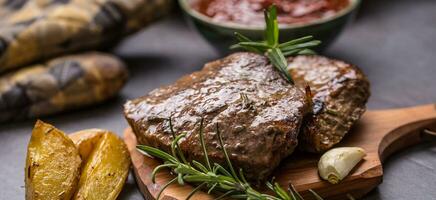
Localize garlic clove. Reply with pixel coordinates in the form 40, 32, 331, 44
318, 147, 366, 184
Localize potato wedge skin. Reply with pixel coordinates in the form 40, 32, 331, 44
74, 132, 130, 200
25, 120, 82, 200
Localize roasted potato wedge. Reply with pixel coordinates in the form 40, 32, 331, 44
25, 122, 130, 200
69, 129, 106, 161
25, 120, 82, 200
72, 131, 130, 200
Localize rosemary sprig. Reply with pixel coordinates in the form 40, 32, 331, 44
136, 118, 324, 200
230, 5, 321, 84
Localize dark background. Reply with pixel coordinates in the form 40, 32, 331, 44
1, 0, 435, 199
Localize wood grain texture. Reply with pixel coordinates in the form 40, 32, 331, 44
124, 104, 436, 200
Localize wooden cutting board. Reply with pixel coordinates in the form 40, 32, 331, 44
124, 104, 436, 200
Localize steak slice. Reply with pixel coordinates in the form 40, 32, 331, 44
124, 52, 310, 181
288, 55, 370, 152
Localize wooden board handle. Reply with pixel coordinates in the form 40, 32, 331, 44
371, 104, 436, 161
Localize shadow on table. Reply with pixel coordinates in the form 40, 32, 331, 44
0, 95, 126, 133
118, 174, 144, 200
365, 140, 436, 200
355, 0, 394, 20
119, 54, 174, 76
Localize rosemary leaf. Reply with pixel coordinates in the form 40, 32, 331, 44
278, 35, 315, 48
169, 117, 188, 164
170, 132, 187, 162
215, 190, 235, 200
233, 33, 262, 53
234, 32, 253, 42
298, 49, 317, 55
183, 174, 213, 183
237, 41, 271, 49
309, 189, 324, 200
266, 181, 275, 191
280, 40, 321, 52
192, 160, 209, 173
186, 182, 207, 200
156, 177, 178, 200
289, 184, 304, 200
230, 194, 249, 199
177, 173, 184, 185
136, 145, 177, 163
266, 48, 294, 84
216, 123, 240, 182
207, 183, 218, 194
174, 164, 201, 175
213, 163, 232, 177
151, 163, 175, 183
282, 49, 302, 57
136, 118, 326, 200
199, 118, 212, 171
264, 5, 278, 46
274, 182, 291, 200
238, 168, 249, 184
231, 5, 321, 84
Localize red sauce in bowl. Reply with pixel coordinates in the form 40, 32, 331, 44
190, 0, 350, 26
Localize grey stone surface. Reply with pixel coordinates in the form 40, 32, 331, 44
0, 0, 435, 199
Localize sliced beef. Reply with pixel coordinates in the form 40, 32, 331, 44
124, 52, 310, 181
288, 55, 370, 152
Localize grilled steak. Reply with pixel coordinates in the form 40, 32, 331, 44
124, 52, 310, 181
124, 53, 370, 180
288, 55, 370, 152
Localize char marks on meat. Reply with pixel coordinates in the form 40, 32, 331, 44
288, 55, 370, 152
124, 52, 310, 181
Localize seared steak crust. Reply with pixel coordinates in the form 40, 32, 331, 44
124, 52, 309, 181
288, 55, 370, 152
